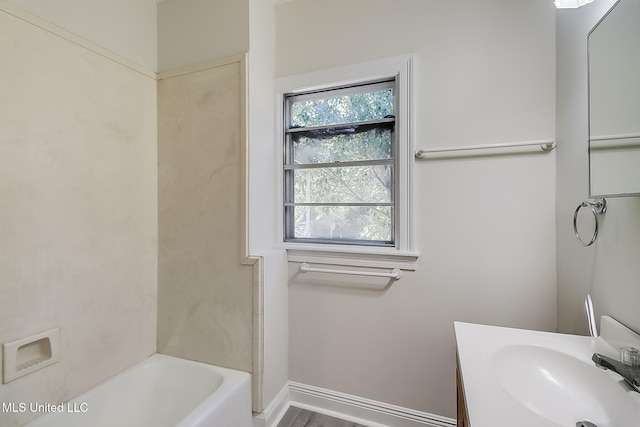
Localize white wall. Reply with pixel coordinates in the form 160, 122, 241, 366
0, 6, 157, 426
278, 0, 556, 419
248, 0, 290, 412
556, 0, 640, 335
2, 0, 156, 71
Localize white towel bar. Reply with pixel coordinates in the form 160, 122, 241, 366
590, 132, 640, 141
415, 139, 555, 159
590, 133, 640, 150
299, 262, 402, 280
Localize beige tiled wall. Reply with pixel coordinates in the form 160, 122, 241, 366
157, 60, 255, 375
0, 7, 158, 427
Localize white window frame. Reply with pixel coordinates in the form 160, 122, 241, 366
275, 55, 417, 270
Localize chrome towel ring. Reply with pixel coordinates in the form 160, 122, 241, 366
573, 198, 607, 246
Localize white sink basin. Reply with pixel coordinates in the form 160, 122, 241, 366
492, 345, 638, 427
455, 317, 640, 427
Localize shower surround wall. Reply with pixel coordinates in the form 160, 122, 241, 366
157, 57, 259, 406
0, 5, 157, 427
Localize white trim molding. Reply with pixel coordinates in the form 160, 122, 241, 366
252, 383, 290, 427
256, 382, 456, 427
287, 248, 418, 271
275, 54, 417, 270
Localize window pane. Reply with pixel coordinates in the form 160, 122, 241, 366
291, 89, 394, 128
283, 76, 401, 247
293, 165, 392, 204
291, 205, 393, 243
292, 127, 392, 164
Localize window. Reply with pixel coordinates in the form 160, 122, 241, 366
277, 55, 416, 269
283, 79, 397, 247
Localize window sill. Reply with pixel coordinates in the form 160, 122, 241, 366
284, 245, 419, 271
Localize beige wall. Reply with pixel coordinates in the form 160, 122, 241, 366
156, 0, 265, 412
5, 0, 250, 73
157, 0, 249, 73
0, 6, 157, 426
2, 0, 157, 71
556, 1, 640, 335
2, 0, 269, 415
278, 0, 556, 418
157, 59, 255, 377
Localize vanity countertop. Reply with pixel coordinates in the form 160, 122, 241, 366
454, 317, 640, 427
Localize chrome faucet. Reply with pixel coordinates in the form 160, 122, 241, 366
592, 353, 640, 392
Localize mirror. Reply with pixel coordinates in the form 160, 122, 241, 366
588, 0, 640, 197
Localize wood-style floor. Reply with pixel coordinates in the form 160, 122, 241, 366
277, 406, 368, 427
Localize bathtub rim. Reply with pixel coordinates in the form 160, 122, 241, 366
25, 352, 252, 427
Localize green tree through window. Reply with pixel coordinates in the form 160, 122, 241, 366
284, 79, 397, 246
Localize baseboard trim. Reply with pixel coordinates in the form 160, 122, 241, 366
288, 382, 456, 427
252, 383, 290, 427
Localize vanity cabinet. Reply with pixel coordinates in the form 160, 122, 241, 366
456, 356, 470, 427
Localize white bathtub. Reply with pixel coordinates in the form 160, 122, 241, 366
26, 354, 252, 427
